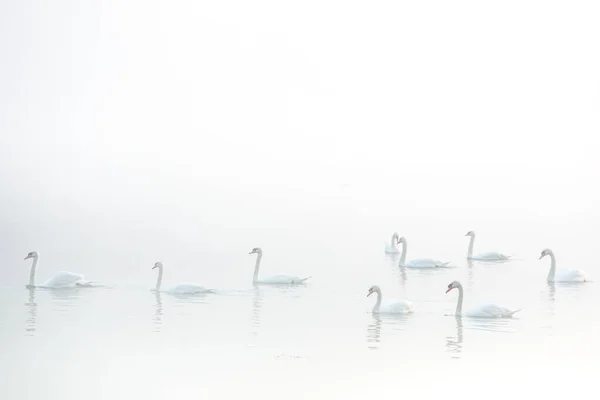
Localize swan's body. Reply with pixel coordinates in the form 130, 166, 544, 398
465, 231, 510, 261
24, 252, 91, 289
397, 237, 449, 268
152, 262, 213, 294
445, 280, 521, 318
384, 232, 401, 254
539, 249, 588, 283
367, 285, 413, 314
249, 248, 311, 285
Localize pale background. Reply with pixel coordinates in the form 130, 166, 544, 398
1, 1, 599, 399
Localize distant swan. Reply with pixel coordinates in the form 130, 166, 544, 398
152, 261, 214, 294
249, 247, 311, 285
24, 251, 92, 289
397, 237, 450, 268
384, 232, 400, 253
539, 249, 588, 283
367, 285, 413, 314
445, 280, 521, 318
465, 231, 510, 261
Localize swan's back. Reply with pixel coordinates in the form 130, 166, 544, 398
404, 258, 448, 268
466, 303, 520, 318
40, 271, 86, 289
256, 274, 310, 285
167, 283, 213, 295
473, 252, 509, 261
554, 269, 588, 283
379, 299, 413, 314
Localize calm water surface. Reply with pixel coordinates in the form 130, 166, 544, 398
1, 220, 598, 399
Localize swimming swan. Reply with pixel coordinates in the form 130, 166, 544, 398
445, 280, 521, 318
465, 231, 510, 261
397, 237, 450, 268
539, 249, 588, 283
367, 285, 413, 314
152, 261, 214, 294
384, 232, 401, 253
249, 247, 311, 285
24, 251, 92, 289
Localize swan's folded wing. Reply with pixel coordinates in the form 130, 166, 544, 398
476, 252, 509, 261
380, 299, 413, 314
556, 269, 587, 282
168, 283, 213, 294
405, 258, 441, 268
259, 274, 307, 284
41, 271, 86, 288
474, 304, 518, 318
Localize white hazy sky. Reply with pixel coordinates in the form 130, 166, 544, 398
1, 1, 599, 278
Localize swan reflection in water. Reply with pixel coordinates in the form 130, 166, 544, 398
399, 267, 407, 291
467, 259, 475, 287
250, 287, 263, 338
445, 316, 463, 358
465, 316, 516, 334
366, 314, 382, 350
366, 313, 411, 350
48, 287, 85, 313
153, 291, 163, 332
24, 287, 38, 336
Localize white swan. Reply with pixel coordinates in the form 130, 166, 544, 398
249, 247, 311, 285
397, 237, 450, 268
384, 232, 401, 253
539, 249, 588, 283
152, 261, 213, 294
465, 231, 510, 261
445, 280, 521, 318
367, 285, 413, 314
24, 251, 92, 289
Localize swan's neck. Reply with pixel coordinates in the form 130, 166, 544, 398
253, 253, 262, 283
456, 285, 464, 316
547, 253, 557, 282
372, 290, 382, 313
467, 235, 475, 259
155, 267, 163, 291
28, 257, 38, 287
399, 241, 407, 265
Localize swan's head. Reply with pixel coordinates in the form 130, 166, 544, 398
249, 247, 262, 255
367, 285, 381, 297
397, 237, 407, 245
24, 251, 38, 260
465, 231, 475, 237
392, 232, 399, 241
446, 280, 462, 293
152, 261, 163, 270
539, 249, 553, 260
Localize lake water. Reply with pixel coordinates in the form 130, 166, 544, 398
1, 215, 599, 399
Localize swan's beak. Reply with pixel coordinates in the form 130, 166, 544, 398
539, 254, 544, 260
445, 287, 453, 293
367, 291, 373, 297
249, 251, 255, 254
152, 265, 158, 269
24, 256, 31, 260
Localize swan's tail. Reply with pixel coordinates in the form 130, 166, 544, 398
299, 276, 312, 283
436, 261, 452, 268
506, 309, 523, 317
